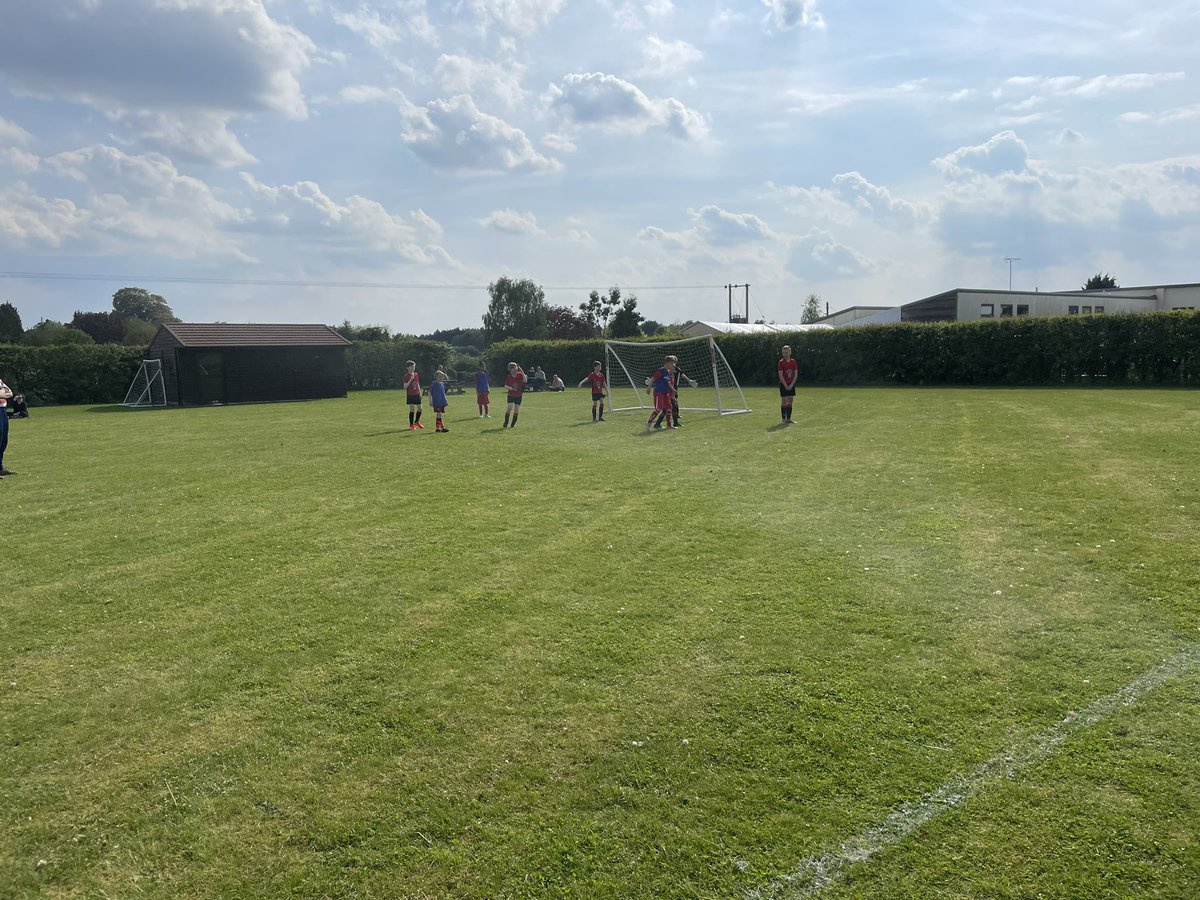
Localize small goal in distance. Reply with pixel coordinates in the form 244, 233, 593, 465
604, 335, 750, 415
122, 359, 168, 408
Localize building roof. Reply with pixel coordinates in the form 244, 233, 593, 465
685, 320, 833, 334
157, 323, 352, 348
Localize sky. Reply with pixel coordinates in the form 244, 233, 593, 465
1, 0, 1198, 335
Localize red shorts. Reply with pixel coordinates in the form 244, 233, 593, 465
433, 405, 446, 413
653, 392, 673, 413
477, 391, 489, 404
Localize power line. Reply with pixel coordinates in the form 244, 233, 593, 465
0, 270, 725, 291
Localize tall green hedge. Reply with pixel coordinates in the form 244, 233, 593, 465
483, 311, 1200, 388
346, 339, 454, 389
0, 343, 144, 405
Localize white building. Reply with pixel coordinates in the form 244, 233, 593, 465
833, 282, 1200, 327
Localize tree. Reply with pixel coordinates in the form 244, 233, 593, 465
21, 320, 95, 346
334, 320, 392, 342
112, 287, 176, 324
642, 319, 665, 337
1083, 273, 1119, 290
0, 301, 22, 343
547, 305, 594, 340
579, 287, 622, 335
609, 295, 644, 338
482, 277, 549, 344
122, 318, 158, 347
801, 292, 823, 324
71, 310, 125, 344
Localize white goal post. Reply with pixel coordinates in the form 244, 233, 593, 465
122, 359, 168, 408
604, 335, 751, 415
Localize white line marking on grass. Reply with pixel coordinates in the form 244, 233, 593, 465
747, 643, 1200, 900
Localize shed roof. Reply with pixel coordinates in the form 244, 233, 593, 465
157, 323, 352, 348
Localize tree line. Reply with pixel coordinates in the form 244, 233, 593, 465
0, 288, 177, 347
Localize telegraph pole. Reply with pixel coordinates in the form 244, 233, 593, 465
1004, 257, 1021, 291
727, 283, 750, 323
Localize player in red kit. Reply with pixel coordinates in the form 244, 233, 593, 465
403, 360, 424, 430
578, 361, 607, 422
503, 362, 527, 429
777, 345, 798, 425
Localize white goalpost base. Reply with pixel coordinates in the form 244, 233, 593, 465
122, 359, 168, 408
604, 335, 751, 415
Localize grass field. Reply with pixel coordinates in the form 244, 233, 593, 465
2, 386, 1199, 899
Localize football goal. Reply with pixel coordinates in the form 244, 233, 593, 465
605, 335, 750, 415
122, 359, 168, 408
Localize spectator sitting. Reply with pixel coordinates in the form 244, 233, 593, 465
550, 374, 565, 392
529, 367, 547, 391
7, 394, 28, 418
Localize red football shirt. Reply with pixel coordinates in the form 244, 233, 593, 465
404, 371, 421, 396
585, 372, 606, 393
778, 358, 798, 388
505, 371, 526, 398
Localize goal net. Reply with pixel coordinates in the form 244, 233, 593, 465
605, 335, 750, 415
122, 359, 167, 408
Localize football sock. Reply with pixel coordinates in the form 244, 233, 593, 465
504, 413, 510, 427
592, 408, 597, 421
511, 413, 518, 428
415, 409, 422, 423
409, 410, 414, 426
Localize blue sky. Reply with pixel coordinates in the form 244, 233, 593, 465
1, 0, 1197, 334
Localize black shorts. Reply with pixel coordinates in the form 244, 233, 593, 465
779, 386, 796, 397
592, 393, 605, 402
508, 395, 523, 406
407, 395, 422, 405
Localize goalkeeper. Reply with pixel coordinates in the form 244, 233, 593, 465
653, 360, 697, 429
578, 361, 608, 422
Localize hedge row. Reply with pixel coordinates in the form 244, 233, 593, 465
487, 311, 1200, 388
0, 343, 144, 405
346, 339, 456, 390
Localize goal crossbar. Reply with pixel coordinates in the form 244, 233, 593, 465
605, 335, 750, 415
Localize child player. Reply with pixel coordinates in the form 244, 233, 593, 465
503, 362, 527, 429
403, 360, 424, 430
474, 362, 491, 418
644, 356, 676, 432
430, 369, 451, 432
778, 344, 798, 425
578, 361, 607, 422
654, 357, 697, 429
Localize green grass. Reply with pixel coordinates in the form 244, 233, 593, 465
2, 387, 1198, 899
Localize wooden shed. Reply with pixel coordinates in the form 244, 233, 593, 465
146, 323, 352, 406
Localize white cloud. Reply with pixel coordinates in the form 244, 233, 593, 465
403, 94, 562, 173
240, 174, 454, 264
480, 208, 544, 235
694, 205, 776, 244
762, 0, 824, 31
787, 228, 878, 278
108, 109, 258, 168
464, 0, 567, 35
0, 116, 34, 146
934, 131, 1030, 178
0, 0, 314, 166
545, 73, 709, 140
638, 36, 702, 78
333, 6, 406, 47
0, 183, 86, 247
830, 172, 924, 228
994, 72, 1184, 103
541, 131, 578, 153
435, 54, 527, 109
7, 144, 247, 258
1, 147, 40, 174
1119, 104, 1200, 125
